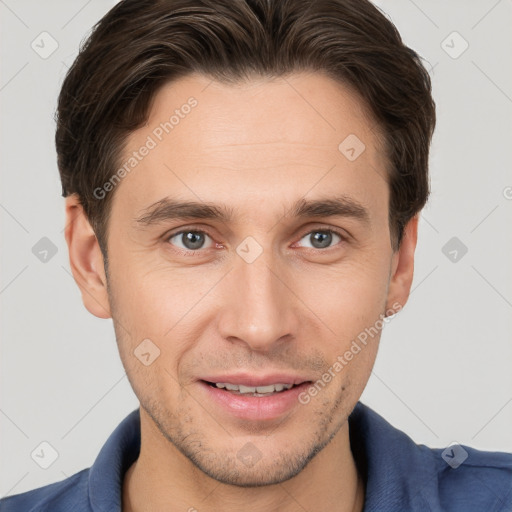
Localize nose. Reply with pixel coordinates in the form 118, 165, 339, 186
217, 248, 298, 352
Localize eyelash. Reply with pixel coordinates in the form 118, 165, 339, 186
165, 226, 347, 256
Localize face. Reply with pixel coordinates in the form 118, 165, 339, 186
67, 71, 416, 487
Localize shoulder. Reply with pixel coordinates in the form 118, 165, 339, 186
387, 429, 512, 510
0, 469, 91, 512
429, 444, 512, 511
350, 402, 512, 511
0, 408, 140, 512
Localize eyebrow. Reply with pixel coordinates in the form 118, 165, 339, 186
133, 195, 370, 227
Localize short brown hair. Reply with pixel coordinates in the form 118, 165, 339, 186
55, 0, 436, 256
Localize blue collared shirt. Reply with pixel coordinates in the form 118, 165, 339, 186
1, 402, 511, 511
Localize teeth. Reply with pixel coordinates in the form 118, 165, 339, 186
239, 384, 256, 393
214, 382, 294, 393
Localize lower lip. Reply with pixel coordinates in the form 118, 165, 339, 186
198, 381, 311, 421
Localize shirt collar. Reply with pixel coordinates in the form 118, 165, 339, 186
349, 402, 440, 511
88, 408, 141, 512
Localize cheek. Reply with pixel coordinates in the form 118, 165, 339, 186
107, 255, 218, 376
301, 252, 390, 321
108, 245, 198, 327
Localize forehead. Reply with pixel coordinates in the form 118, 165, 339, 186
143, 71, 382, 156
114, 71, 389, 224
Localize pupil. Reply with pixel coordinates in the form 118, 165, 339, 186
183, 232, 204, 250
311, 231, 331, 249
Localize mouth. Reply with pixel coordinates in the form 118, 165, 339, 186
202, 380, 306, 397
197, 377, 313, 421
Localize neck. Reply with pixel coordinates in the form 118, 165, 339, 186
122, 410, 365, 512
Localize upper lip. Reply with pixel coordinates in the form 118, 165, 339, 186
200, 373, 312, 387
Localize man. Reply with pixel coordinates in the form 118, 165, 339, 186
1, 0, 511, 510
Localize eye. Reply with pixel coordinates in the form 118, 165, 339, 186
297, 229, 344, 250
167, 230, 214, 251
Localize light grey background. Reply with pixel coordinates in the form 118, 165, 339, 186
1, 0, 511, 498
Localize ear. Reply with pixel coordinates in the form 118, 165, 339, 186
64, 194, 112, 319
385, 215, 419, 313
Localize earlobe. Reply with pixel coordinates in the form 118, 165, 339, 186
385, 215, 419, 314
64, 195, 112, 319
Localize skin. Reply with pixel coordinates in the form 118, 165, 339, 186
64, 71, 418, 512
